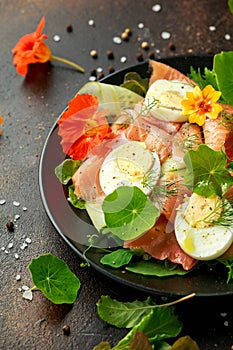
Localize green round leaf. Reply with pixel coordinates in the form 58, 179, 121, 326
184, 144, 233, 197
102, 186, 159, 240
28, 253, 81, 304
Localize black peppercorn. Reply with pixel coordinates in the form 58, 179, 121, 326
6, 221, 14, 232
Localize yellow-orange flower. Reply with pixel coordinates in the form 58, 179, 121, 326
181, 85, 223, 126
0, 116, 4, 135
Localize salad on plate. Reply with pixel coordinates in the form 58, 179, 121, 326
55, 51, 233, 283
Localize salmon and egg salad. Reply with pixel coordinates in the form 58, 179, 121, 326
56, 59, 233, 274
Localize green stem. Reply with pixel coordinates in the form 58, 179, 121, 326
30, 285, 37, 291
51, 55, 85, 73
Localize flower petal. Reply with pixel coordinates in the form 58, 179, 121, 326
12, 17, 51, 76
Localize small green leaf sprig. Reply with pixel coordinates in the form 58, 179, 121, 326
94, 293, 198, 350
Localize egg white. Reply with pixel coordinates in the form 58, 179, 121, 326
144, 79, 194, 122
99, 140, 161, 196
175, 199, 233, 260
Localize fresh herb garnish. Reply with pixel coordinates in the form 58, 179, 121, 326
94, 293, 197, 349
102, 186, 159, 241
184, 144, 233, 197
68, 184, 86, 209
214, 51, 233, 106
229, 0, 233, 14
218, 258, 233, 283
28, 253, 81, 304
100, 249, 134, 268
126, 259, 190, 277
143, 171, 183, 207
55, 159, 82, 185
188, 66, 219, 91
121, 72, 149, 97
209, 197, 233, 227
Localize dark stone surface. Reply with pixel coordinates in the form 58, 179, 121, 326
0, 1, 233, 349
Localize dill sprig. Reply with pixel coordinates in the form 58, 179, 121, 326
142, 170, 184, 207
196, 196, 233, 227
219, 110, 233, 131
175, 133, 202, 153
212, 197, 233, 227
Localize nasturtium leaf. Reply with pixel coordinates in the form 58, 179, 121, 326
97, 295, 157, 328
102, 186, 159, 240
116, 307, 182, 348
120, 72, 149, 97
28, 253, 81, 304
68, 184, 86, 209
55, 159, 81, 185
120, 80, 147, 97
214, 51, 233, 106
183, 144, 233, 197
100, 249, 134, 268
126, 260, 190, 277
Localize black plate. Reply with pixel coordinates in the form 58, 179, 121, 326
39, 55, 233, 297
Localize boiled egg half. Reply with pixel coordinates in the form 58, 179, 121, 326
175, 193, 233, 260
99, 140, 161, 196
144, 79, 194, 122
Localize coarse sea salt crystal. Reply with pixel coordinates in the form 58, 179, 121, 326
14, 214, 20, 220
225, 33, 231, 40
25, 237, 31, 244
0, 199, 6, 205
8, 242, 13, 249
22, 285, 29, 291
88, 19, 95, 26
89, 76, 96, 81
53, 34, 61, 42
161, 31, 171, 39
113, 36, 122, 44
152, 4, 162, 12
120, 56, 127, 63
14, 253, 19, 259
209, 25, 216, 31
23, 289, 33, 301
16, 274, 21, 281
20, 242, 28, 250
138, 23, 144, 29
13, 201, 20, 207
96, 67, 103, 73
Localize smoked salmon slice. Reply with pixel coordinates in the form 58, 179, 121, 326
172, 122, 203, 160
149, 60, 195, 85
203, 117, 230, 151
124, 214, 197, 270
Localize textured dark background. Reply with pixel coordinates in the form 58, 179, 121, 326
0, 1, 233, 349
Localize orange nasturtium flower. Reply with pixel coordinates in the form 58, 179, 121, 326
0, 116, 4, 135
12, 17, 84, 76
58, 94, 114, 160
181, 85, 223, 126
